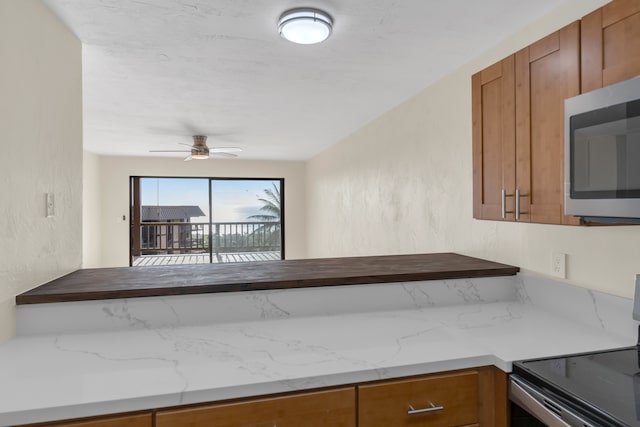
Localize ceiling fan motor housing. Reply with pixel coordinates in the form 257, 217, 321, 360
191, 135, 209, 159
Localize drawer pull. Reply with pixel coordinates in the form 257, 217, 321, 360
407, 402, 444, 415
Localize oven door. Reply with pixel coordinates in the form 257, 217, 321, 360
509, 375, 599, 427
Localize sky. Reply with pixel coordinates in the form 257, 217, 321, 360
140, 178, 280, 223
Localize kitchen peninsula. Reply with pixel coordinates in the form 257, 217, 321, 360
2, 253, 636, 426
16, 253, 518, 304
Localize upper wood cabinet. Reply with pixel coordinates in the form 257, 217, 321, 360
514, 21, 581, 225
155, 387, 356, 427
582, 0, 640, 92
473, 22, 581, 225
473, 0, 640, 225
472, 56, 516, 221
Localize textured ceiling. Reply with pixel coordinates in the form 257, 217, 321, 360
42, 0, 566, 160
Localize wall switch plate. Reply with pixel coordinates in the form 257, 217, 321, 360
633, 275, 640, 321
551, 252, 566, 279
45, 193, 55, 217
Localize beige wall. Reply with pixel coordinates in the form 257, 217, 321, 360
83, 151, 102, 268
91, 155, 306, 267
306, 0, 640, 298
3, 0, 632, 350
0, 1, 82, 340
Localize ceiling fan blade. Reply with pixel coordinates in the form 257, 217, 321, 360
184, 155, 193, 162
210, 152, 238, 158
210, 147, 242, 153
149, 150, 191, 153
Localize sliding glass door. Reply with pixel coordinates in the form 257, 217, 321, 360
130, 177, 283, 266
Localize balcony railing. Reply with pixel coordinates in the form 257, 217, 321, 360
139, 221, 281, 255
140, 222, 208, 253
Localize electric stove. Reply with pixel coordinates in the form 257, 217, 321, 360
512, 346, 640, 426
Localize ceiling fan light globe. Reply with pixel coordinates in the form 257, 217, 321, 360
191, 153, 209, 160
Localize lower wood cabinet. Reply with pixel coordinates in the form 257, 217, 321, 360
358, 367, 506, 427
155, 387, 356, 427
16, 367, 506, 427
359, 370, 478, 426
16, 413, 152, 427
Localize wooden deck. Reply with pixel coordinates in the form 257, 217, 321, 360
133, 251, 280, 266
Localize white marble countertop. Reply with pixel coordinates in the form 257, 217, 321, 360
0, 273, 636, 426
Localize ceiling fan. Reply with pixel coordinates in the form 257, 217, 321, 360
149, 135, 242, 161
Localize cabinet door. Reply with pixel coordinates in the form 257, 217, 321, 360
515, 21, 581, 225
582, 0, 640, 92
17, 414, 152, 427
472, 56, 516, 221
155, 387, 355, 427
359, 370, 479, 427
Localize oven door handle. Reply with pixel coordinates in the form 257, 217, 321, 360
510, 377, 572, 427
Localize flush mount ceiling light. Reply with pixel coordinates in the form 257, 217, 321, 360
278, 8, 333, 45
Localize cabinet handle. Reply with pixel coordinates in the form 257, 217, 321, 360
407, 402, 444, 415
515, 188, 529, 220
501, 189, 514, 219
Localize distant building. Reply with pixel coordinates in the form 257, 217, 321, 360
140, 205, 206, 253
141, 205, 205, 223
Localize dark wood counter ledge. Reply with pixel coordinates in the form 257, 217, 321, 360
16, 253, 519, 305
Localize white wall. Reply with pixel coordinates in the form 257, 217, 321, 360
91, 155, 306, 267
306, 0, 640, 298
82, 151, 101, 268
0, 1, 82, 341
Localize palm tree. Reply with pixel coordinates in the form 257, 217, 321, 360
248, 183, 280, 222
247, 183, 281, 250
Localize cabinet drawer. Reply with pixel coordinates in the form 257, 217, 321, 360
156, 387, 355, 427
358, 371, 479, 427
16, 414, 152, 427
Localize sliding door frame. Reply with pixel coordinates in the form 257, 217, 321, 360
129, 176, 285, 266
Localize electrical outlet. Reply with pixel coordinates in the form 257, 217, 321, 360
551, 252, 566, 279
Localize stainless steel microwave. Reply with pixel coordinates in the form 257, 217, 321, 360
564, 76, 640, 223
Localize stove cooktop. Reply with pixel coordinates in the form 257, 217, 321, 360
513, 347, 640, 426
